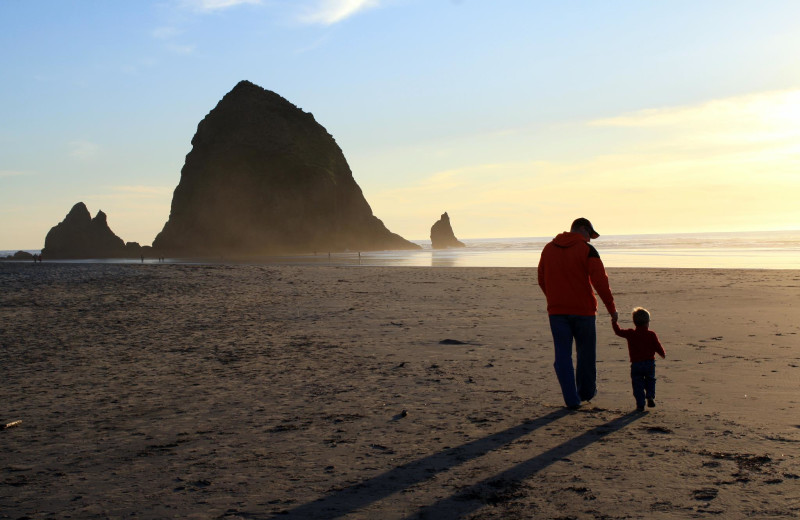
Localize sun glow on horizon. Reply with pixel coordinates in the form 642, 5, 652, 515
3, 2, 800, 250
369, 89, 800, 239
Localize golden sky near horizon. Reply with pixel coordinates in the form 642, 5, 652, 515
2, 87, 798, 248
2, 1, 800, 249
368, 89, 800, 238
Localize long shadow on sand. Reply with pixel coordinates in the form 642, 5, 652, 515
271, 409, 641, 519
404, 410, 642, 519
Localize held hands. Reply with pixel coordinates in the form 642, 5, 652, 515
611, 312, 619, 323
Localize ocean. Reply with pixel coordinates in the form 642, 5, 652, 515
3, 230, 799, 269
359, 230, 800, 269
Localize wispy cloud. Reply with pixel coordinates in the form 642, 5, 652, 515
590, 89, 800, 134
0, 170, 30, 177
68, 141, 101, 160
298, 0, 381, 25
162, 0, 259, 57
368, 89, 800, 237
179, 0, 262, 13
293, 33, 334, 54
588, 89, 800, 163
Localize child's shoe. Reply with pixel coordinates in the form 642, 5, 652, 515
647, 398, 656, 408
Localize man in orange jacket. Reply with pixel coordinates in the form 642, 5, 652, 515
538, 218, 618, 409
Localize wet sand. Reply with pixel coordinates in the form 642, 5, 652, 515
1, 262, 798, 518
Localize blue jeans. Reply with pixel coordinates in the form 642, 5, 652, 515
631, 360, 656, 408
548, 315, 597, 407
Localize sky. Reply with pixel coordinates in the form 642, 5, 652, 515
2, 0, 800, 249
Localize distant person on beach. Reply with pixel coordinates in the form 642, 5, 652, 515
538, 217, 618, 409
612, 307, 666, 412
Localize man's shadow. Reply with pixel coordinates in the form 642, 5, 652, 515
271, 409, 642, 519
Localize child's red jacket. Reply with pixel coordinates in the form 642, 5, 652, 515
612, 322, 666, 362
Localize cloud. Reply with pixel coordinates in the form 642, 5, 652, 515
368, 89, 800, 237
586, 89, 800, 168
590, 89, 800, 135
0, 170, 30, 177
293, 33, 334, 54
179, 0, 262, 12
298, 0, 381, 25
68, 141, 101, 160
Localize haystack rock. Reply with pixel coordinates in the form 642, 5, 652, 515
153, 80, 420, 257
430, 212, 465, 249
42, 202, 129, 259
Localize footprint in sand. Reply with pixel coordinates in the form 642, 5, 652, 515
692, 488, 718, 501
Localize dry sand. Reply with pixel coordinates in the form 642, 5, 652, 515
1, 262, 798, 519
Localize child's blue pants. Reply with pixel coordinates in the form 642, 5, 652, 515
630, 359, 656, 407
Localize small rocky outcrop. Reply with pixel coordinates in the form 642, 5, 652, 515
153, 80, 420, 257
2, 251, 34, 260
42, 202, 131, 259
430, 212, 465, 249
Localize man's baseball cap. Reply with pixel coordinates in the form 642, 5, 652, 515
572, 217, 600, 239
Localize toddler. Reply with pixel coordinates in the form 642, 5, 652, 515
612, 307, 666, 411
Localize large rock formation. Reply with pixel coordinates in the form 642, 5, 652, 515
153, 80, 420, 257
42, 202, 130, 259
430, 212, 465, 249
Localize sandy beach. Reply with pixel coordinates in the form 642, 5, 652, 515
1, 262, 798, 519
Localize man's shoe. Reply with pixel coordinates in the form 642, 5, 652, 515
647, 398, 656, 408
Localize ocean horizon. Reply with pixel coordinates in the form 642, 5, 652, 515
3, 229, 800, 270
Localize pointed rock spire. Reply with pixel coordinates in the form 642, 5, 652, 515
430, 212, 465, 249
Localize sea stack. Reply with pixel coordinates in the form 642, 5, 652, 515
42, 202, 129, 259
430, 212, 465, 249
153, 80, 420, 257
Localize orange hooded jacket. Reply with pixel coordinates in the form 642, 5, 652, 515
537, 232, 616, 316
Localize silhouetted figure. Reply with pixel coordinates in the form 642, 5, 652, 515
612, 307, 666, 412
538, 217, 618, 410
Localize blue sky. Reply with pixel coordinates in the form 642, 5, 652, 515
2, 0, 800, 249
